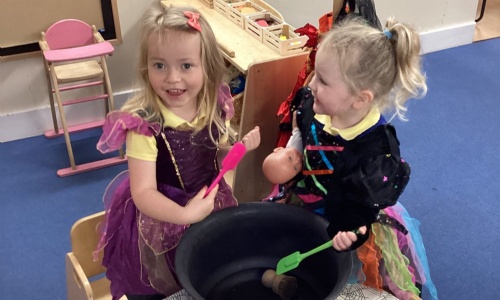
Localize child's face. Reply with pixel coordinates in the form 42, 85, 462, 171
308, 47, 356, 119
147, 30, 203, 119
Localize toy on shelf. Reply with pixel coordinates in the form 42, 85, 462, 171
227, 1, 265, 28
264, 24, 309, 55
211, 0, 306, 56
245, 12, 283, 41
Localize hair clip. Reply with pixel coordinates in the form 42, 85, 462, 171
183, 11, 202, 32
383, 29, 392, 39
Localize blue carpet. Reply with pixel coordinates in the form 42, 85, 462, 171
392, 38, 500, 299
0, 129, 127, 299
1, 38, 500, 299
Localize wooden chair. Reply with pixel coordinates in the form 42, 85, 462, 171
39, 19, 126, 177
66, 211, 120, 300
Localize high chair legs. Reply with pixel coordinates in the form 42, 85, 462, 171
46, 61, 126, 177
50, 68, 127, 177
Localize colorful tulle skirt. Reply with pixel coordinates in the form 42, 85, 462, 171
263, 187, 437, 300
344, 202, 437, 300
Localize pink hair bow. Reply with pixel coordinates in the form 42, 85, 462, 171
183, 11, 202, 32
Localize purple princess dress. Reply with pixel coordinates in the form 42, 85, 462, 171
94, 87, 237, 299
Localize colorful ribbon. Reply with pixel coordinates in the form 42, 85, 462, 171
183, 11, 202, 32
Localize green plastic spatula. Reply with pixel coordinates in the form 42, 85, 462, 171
276, 240, 333, 275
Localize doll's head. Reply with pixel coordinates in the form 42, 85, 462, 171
262, 147, 303, 184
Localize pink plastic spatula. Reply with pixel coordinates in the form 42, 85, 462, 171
204, 141, 247, 197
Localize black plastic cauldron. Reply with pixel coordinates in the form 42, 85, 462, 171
175, 202, 352, 300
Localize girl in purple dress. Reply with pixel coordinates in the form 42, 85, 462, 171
93, 4, 260, 300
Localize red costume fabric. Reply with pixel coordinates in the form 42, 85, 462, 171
275, 23, 320, 148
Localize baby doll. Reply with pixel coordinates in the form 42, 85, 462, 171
262, 127, 302, 185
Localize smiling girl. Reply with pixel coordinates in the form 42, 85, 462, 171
93, 4, 260, 299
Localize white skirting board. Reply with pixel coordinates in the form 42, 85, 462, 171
0, 91, 131, 143
419, 21, 476, 54
0, 21, 476, 143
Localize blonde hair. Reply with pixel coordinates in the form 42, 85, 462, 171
320, 16, 427, 120
121, 3, 227, 143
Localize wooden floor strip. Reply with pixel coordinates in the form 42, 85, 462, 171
474, 0, 500, 42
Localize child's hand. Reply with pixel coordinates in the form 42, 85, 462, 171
241, 126, 260, 151
332, 226, 367, 251
184, 185, 219, 223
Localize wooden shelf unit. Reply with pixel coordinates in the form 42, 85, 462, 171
162, 0, 309, 202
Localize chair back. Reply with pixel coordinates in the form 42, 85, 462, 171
70, 211, 107, 278
45, 19, 95, 50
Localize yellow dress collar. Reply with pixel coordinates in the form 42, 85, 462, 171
159, 101, 206, 129
314, 108, 380, 141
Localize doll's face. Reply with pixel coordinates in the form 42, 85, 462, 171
262, 147, 303, 184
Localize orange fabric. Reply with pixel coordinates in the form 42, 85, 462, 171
357, 232, 384, 290
302, 169, 334, 175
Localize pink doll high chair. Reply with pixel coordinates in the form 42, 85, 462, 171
39, 19, 126, 177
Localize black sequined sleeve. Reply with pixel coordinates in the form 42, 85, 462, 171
341, 152, 411, 209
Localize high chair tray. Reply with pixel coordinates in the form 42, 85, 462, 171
43, 41, 114, 62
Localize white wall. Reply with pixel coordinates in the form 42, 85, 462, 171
0, 0, 156, 142
266, 0, 479, 53
0, 0, 479, 142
